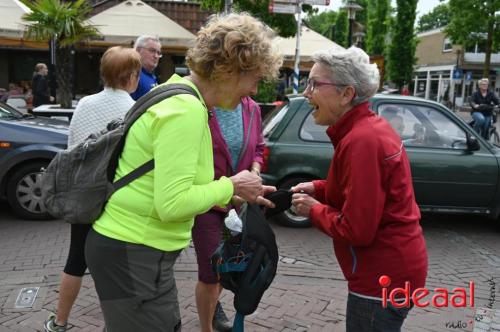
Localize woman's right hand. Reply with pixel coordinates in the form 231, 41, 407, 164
230, 170, 262, 202
291, 182, 315, 196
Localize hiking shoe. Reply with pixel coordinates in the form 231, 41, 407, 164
212, 301, 232, 332
44, 312, 67, 332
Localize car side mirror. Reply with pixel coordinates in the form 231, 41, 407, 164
467, 135, 480, 151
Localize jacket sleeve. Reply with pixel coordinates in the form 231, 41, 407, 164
309, 137, 386, 246
312, 180, 327, 202
151, 96, 233, 222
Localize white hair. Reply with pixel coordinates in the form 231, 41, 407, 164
311, 46, 380, 105
478, 78, 489, 85
134, 35, 161, 50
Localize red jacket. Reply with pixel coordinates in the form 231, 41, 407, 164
310, 102, 428, 298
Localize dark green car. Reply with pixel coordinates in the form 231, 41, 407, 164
262, 94, 500, 227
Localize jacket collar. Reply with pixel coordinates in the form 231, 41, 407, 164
326, 102, 372, 146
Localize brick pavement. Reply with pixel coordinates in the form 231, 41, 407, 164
1, 206, 500, 331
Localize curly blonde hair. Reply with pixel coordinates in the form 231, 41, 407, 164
186, 13, 283, 82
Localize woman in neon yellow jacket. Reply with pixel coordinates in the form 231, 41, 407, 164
84, 13, 283, 332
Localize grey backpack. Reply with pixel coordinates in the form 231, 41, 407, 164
41, 84, 199, 224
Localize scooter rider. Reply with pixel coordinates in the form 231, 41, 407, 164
470, 78, 499, 139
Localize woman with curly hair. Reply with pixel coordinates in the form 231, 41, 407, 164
85, 13, 283, 332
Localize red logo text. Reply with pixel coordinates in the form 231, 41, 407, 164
379, 275, 474, 308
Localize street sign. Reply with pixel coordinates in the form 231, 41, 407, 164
303, 0, 330, 5
453, 68, 463, 80
272, 0, 329, 4
466, 71, 473, 81
268, 2, 297, 14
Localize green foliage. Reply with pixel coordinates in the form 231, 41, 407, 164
366, 0, 390, 55
335, 11, 348, 48
198, 0, 297, 37
445, 0, 499, 76
305, 10, 337, 40
254, 80, 278, 103
22, 0, 100, 108
416, 3, 451, 33
387, 0, 418, 89
351, 0, 368, 29
22, 0, 100, 46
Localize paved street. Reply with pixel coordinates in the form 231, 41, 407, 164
1, 201, 499, 332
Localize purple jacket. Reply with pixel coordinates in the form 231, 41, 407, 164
210, 96, 265, 179
207, 97, 265, 213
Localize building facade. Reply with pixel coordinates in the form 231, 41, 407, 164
413, 28, 500, 108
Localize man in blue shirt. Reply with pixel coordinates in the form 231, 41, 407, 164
131, 35, 162, 100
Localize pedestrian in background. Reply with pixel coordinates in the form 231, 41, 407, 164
131, 35, 161, 100
32, 63, 54, 107
470, 78, 499, 139
192, 96, 265, 332
44, 46, 141, 332
84, 12, 282, 332
291, 46, 428, 332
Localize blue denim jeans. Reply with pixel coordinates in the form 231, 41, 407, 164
346, 293, 412, 332
471, 112, 492, 140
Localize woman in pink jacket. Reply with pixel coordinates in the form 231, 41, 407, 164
192, 96, 265, 332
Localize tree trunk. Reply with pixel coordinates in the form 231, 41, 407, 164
482, 18, 494, 78
55, 46, 73, 109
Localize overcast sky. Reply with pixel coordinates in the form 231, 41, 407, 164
319, 0, 444, 20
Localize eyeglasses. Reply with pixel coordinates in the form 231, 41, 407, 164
305, 79, 346, 92
142, 47, 162, 58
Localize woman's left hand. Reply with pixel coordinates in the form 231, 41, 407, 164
252, 185, 277, 208
291, 193, 319, 217
232, 185, 277, 208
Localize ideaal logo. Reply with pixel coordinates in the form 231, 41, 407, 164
378, 275, 475, 308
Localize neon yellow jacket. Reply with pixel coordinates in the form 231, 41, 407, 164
93, 75, 234, 251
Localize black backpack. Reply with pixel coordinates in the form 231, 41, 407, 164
41, 84, 199, 224
211, 203, 279, 331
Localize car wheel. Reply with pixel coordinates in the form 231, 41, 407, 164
275, 177, 313, 228
6, 162, 52, 220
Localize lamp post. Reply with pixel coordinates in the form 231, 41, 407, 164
353, 31, 366, 48
452, 49, 461, 111
342, 1, 363, 47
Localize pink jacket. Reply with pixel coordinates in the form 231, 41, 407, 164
208, 96, 265, 213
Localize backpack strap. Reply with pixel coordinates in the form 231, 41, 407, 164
109, 83, 200, 190
232, 312, 245, 332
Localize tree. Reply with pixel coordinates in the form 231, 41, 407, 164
416, 3, 451, 33
366, 0, 390, 55
199, 0, 298, 37
334, 10, 348, 48
387, 0, 418, 89
446, 0, 499, 77
22, 0, 100, 108
305, 10, 337, 40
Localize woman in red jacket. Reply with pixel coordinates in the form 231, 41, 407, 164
291, 46, 428, 332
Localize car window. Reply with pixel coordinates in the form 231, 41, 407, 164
263, 103, 288, 138
379, 103, 467, 149
0, 103, 22, 119
300, 108, 329, 142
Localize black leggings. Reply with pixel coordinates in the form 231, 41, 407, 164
63, 224, 91, 277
